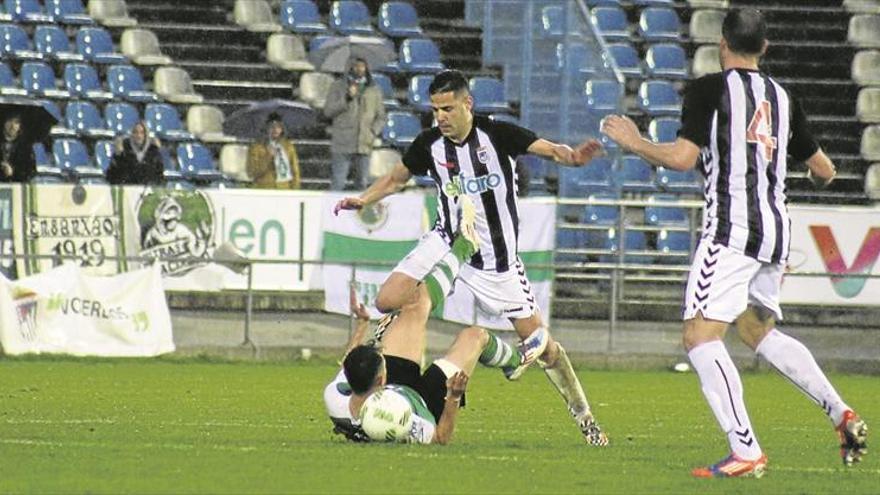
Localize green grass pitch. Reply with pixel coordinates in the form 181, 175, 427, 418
0, 358, 876, 494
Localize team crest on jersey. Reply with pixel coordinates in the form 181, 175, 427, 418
476, 147, 490, 164
356, 201, 389, 233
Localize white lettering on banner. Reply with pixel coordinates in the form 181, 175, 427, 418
228, 218, 286, 256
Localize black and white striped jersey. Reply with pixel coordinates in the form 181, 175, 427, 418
679, 68, 819, 264
402, 116, 538, 272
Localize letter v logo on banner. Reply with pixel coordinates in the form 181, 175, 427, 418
809, 225, 880, 298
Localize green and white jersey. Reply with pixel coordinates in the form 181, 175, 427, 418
383, 384, 437, 445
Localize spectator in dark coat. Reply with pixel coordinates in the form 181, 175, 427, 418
0, 115, 36, 183
107, 121, 165, 186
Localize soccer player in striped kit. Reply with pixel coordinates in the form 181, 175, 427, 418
602, 8, 867, 478
335, 69, 609, 445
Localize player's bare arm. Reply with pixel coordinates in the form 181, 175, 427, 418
527, 138, 603, 167
333, 163, 413, 215
432, 371, 469, 445
600, 115, 700, 171
804, 149, 837, 188
341, 285, 372, 358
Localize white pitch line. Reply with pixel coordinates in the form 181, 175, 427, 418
2, 418, 294, 429
0, 438, 258, 453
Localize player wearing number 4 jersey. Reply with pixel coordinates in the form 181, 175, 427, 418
602, 8, 867, 478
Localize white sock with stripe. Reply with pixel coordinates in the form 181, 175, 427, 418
756, 328, 850, 426
688, 340, 763, 460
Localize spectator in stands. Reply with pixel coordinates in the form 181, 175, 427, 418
107, 121, 165, 186
325, 57, 386, 191
246, 112, 301, 189
0, 114, 36, 183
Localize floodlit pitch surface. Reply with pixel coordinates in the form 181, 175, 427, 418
0, 358, 876, 494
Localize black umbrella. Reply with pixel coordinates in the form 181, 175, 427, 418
223, 99, 318, 140
0, 97, 59, 143
308, 35, 396, 73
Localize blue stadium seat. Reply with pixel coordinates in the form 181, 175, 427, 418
34, 25, 85, 63
645, 194, 688, 225
379, 1, 422, 38
633, 0, 674, 5
105, 101, 140, 135
638, 8, 682, 42
617, 154, 657, 193
382, 111, 420, 148
559, 158, 614, 197
52, 138, 93, 173
603, 229, 653, 264
605, 42, 643, 79
645, 43, 687, 79
0, 24, 42, 61
656, 229, 691, 264
540, 5, 565, 38
64, 63, 113, 102
590, 7, 629, 42
66, 100, 115, 139
371, 73, 400, 109
145, 103, 194, 141
585, 79, 623, 115
20, 61, 71, 99
279, 1, 329, 34
584, 193, 619, 225
76, 27, 127, 64
6, 0, 53, 23
559, 42, 601, 77
656, 166, 700, 193
556, 228, 587, 264
45, 0, 94, 25
0, 61, 27, 96
330, 0, 375, 35
94, 139, 114, 172
177, 142, 223, 182
649, 117, 681, 143
106, 64, 159, 103
637, 80, 682, 116
469, 77, 509, 113
586, 0, 622, 8
32, 142, 66, 182
398, 38, 444, 73
407, 74, 432, 112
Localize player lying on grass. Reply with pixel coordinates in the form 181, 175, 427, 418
324, 285, 523, 444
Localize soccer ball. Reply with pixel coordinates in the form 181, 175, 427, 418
359, 388, 414, 442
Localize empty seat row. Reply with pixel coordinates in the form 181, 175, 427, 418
558, 153, 700, 197
0, 24, 124, 64
1, 0, 92, 25
39, 100, 195, 142
275, 0, 422, 38
556, 227, 691, 265
587, 6, 682, 43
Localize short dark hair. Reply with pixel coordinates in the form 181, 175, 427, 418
722, 8, 767, 56
342, 345, 384, 394
428, 69, 469, 96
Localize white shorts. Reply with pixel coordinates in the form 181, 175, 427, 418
392, 231, 537, 321
682, 239, 784, 323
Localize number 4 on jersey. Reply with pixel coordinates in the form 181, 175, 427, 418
746, 100, 777, 161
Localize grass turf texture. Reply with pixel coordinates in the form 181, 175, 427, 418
0, 358, 877, 494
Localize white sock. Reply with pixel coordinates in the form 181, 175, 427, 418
756, 328, 850, 426
688, 340, 763, 460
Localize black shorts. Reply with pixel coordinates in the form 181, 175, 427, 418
385, 355, 464, 423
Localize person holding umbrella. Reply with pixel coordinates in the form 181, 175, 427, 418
0, 114, 36, 183
246, 112, 301, 189
324, 57, 386, 191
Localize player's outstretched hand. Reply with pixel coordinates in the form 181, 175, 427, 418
446, 371, 469, 400
349, 283, 370, 322
600, 114, 641, 151
571, 138, 604, 166
333, 197, 365, 216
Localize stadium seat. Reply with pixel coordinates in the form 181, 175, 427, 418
153, 67, 203, 105
187, 104, 238, 144
540, 5, 565, 38
687, 0, 729, 7
586, 0, 622, 6
369, 147, 401, 180
645, 43, 688, 79
106, 64, 159, 103
94, 139, 114, 172
558, 158, 615, 196
0, 61, 27, 96
633, 0, 674, 5
560, 42, 602, 77
5, 0, 53, 23
648, 117, 681, 143
66, 100, 114, 139
469, 77, 509, 113
586, 228, 652, 264
645, 194, 688, 225
120, 28, 172, 66
605, 43, 642, 79
371, 72, 400, 109
33, 142, 66, 182
852, 50, 880, 86
105, 101, 140, 135
857, 87, 880, 123
692, 45, 721, 78
848, 14, 880, 48
0, 24, 42, 61
279, 1, 329, 34
638, 8, 681, 42
20, 61, 70, 99
177, 142, 224, 182
862, 125, 880, 161
379, 1, 423, 38
656, 166, 700, 193
330, 1, 375, 35
266, 33, 315, 71
583, 193, 619, 225
64, 63, 113, 102
407, 74, 433, 112
88, 0, 137, 27
590, 7, 629, 42
52, 138, 94, 174
844, 0, 880, 14
76, 27, 127, 64
34, 25, 85, 63
637, 80, 682, 116
656, 229, 691, 264
298, 71, 335, 109
617, 155, 657, 193
585, 79, 623, 115
144, 103, 195, 141
382, 111, 420, 148
689, 9, 725, 44
220, 143, 251, 182
556, 228, 587, 264
45, 0, 93, 26
234, 0, 282, 32
42, 100, 77, 137
398, 38, 445, 73
866, 162, 880, 199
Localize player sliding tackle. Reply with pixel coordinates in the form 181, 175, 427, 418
334, 69, 608, 446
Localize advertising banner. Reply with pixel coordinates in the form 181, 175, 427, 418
0, 263, 174, 357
